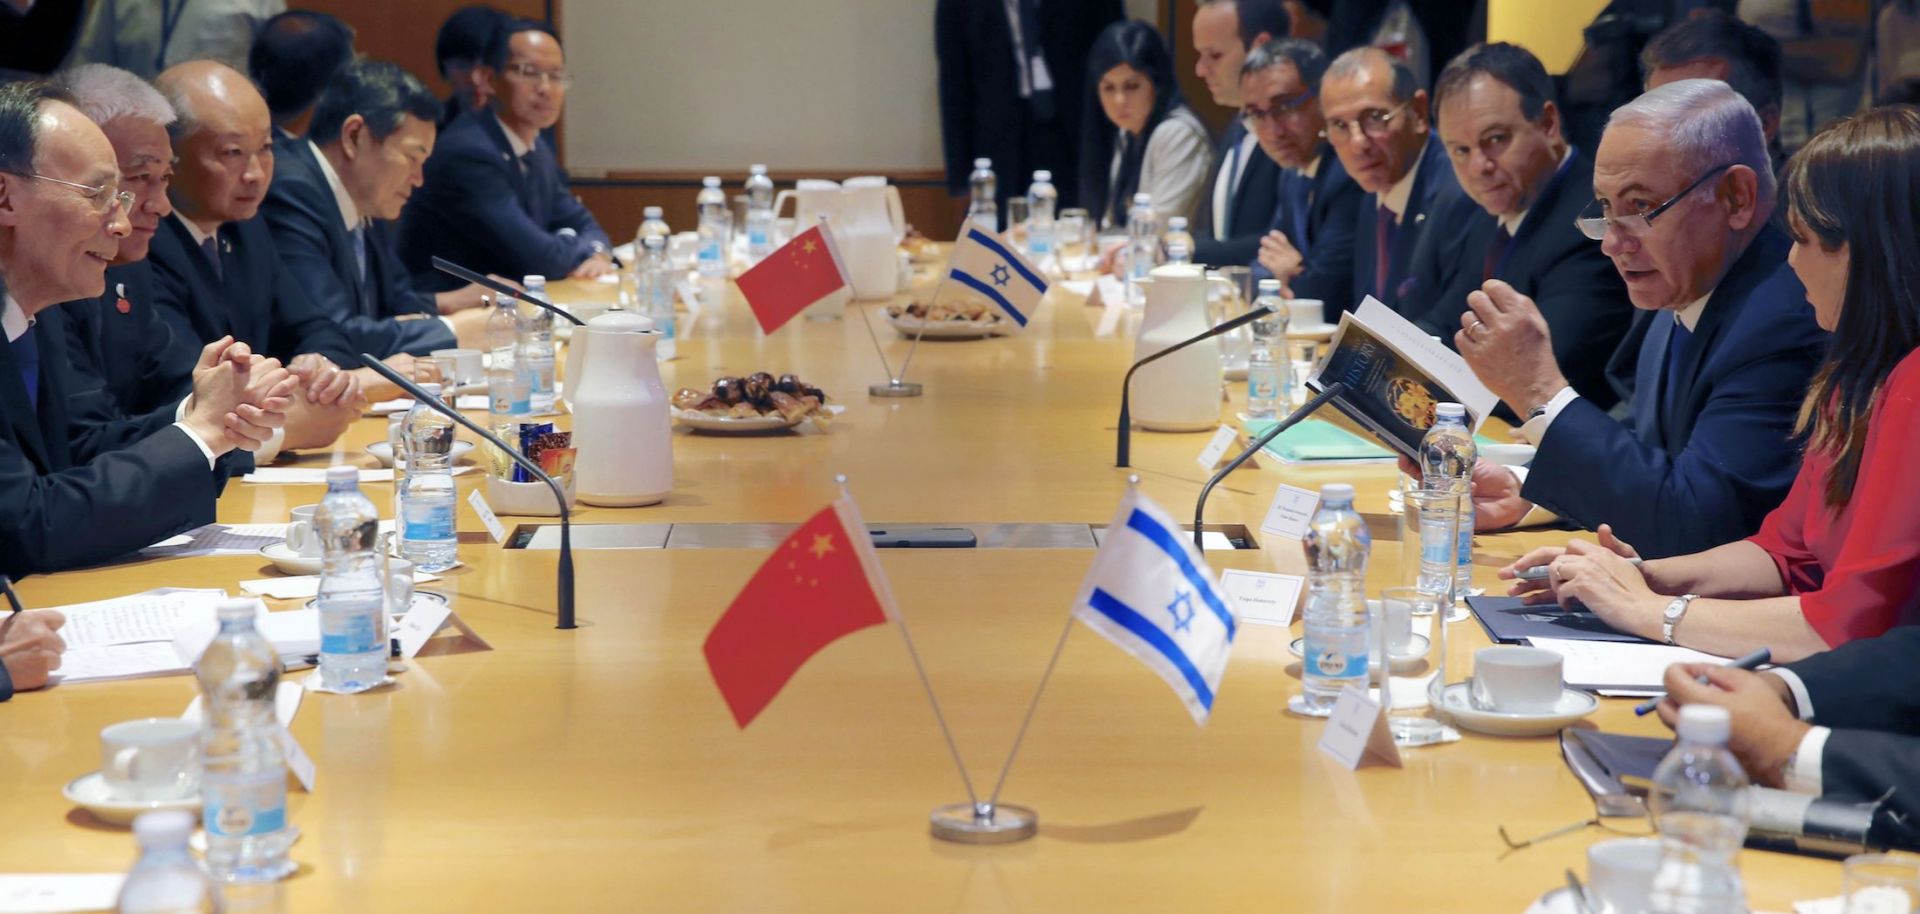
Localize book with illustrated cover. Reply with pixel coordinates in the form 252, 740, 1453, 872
1305, 297, 1499, 460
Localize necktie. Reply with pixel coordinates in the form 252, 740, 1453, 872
12, 322, 38, 412
1284, 171, 1310, 255
1483, 223, 1512, 283
1374, 206, 1397, 299
350, 224, 369, 283
200, 235, 223, 282
1662, 317, 1696, 421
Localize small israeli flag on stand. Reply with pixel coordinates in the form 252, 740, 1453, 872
946, 227, 1048, 328
1072, 488, 1238, 724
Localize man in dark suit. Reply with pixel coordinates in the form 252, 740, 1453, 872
934, 0, 1121, 217
0, 79, 293, 578
1657, 630, 1920, 851
262, 59, 492, 361
1406, 43, 1632, 410
398, 19, 613, 292
1187, 0, 1289, 268
1455, 80, 1827, 558
247, 10, 355, 141
1641, 11, 1786, 172
1321, 46, 1463, 318
1242, 38, 1360, 312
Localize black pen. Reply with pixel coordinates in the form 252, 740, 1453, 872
1635, 647, 1772, 716
0, 575, 26, 643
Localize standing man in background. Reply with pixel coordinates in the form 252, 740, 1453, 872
935, 0, 1121, 218
66, 0, 286, 79
1187, 0, 1290, 268
434, 5, 508, 130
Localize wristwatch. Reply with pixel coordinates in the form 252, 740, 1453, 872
1662, 594, 1700, 645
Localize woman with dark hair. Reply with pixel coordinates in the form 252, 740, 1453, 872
1503, 106, 1920, 663
1078, 20, 1211, 230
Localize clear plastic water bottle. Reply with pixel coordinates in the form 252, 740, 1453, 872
117, 810, 218, 912
744, 164, 775, 262
1125, 193, 1159, 308
1163, 216, 1195, 265
1300, 483, 1371, 713
968, 157, 997, 232
1649, 705, 1752, 914
696, 176, 730, 278
1027, 170, 1057, 260
518, 276, 556, 415
641, 234, 675, 362
400, 384, 458, 573
314, 465, 386, 693
636, 205, 669, 248
1246, 279, 1287, 420
195, 598, 292, 882
1418, 402, 1476, 596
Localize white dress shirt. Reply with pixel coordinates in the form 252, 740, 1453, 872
1209, 131, 1259, 241
1766, 668, 1831, 796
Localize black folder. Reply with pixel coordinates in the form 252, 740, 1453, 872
1464, 594, 1655, 645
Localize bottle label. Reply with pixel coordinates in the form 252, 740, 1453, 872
748, 229, 770, 247
204, 770, 288, 838
321, 607, 384, 655
1305, 646, 1368, 680
698, 243, 721, 262
403, 503, 455, 542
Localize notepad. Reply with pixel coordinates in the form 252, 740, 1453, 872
1528, 638, 1731, 695
1246, 418, 1397, 463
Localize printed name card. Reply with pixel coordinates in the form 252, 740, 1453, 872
391, 601, 491, 661
1218, 570, 1304, 627
467, 489, 507, 542
1196, 425, 1240, 472
1317, 685, 1402, 770
1259, 484, 1320, 540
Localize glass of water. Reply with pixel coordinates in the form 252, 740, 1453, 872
1844, 854, 1920, 914
1058, 207, 1090, 263
1005, 197, 1030, 247
1398, 486, 1461, 716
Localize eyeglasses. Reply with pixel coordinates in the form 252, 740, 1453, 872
503, 63, 574, 88
1575, 162, 1736, 241
1241, 90, 1316, 128
1323, 100, 1413, 141
2, 170, 135, 216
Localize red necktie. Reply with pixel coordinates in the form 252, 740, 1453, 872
1483, 224, 1511, 283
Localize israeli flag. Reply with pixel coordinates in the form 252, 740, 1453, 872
946, 227, 1047, 328
1072, 489, 1237, 724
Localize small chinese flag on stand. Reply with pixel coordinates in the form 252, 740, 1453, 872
702, 495, 894, 727
735, 224, 850, 335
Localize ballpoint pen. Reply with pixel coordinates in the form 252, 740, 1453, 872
1634, 648, 1772, 716
0, 574, 25, 644
1516, 557, 1642, 581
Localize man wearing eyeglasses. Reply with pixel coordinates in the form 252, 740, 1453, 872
1241, 38, 1359, 311
1452, 80, 1827, 558
0, 79, 297, 577
1319, 46, 1462, 318
398, 19, 613, 292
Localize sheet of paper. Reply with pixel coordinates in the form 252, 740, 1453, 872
140, 522, 288, 557
277, 725, 317, 792
367, 398, 413, 415
55, 642, 188, 683
239, 571, 439, 601
0, 874, 124, 914
1317, 685, 1401, 770
1259, 484, 1320, 540
1353, 297, 1499, 429
170, 599, 271, 664
1220, 570, 1303, 627
454, 394, 489, 410
467, 489, 507, 542
1527, 638, 1729, 692
56, 589, 226, 649
243, 467, 395, 485
1196, 425, 1238, 472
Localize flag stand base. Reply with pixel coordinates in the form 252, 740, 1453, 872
929, 802, 1037, 844
870, 379, 924, 398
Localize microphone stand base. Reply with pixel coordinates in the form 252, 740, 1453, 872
869, 380, 924, 398
929, 802, 1037, 844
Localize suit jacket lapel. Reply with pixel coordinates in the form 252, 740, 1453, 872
478, 114, 534, 207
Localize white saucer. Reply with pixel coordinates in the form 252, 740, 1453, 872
1437, 683, 1599, 737
366, 439, 475, 468
1522, 886, 1581, 914
64, 772, 199, 827
259, 543, 322, 576
1289, 634, 1431, 673
1285, 322, 1337, 341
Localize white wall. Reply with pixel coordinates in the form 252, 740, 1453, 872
561, 0, 1164, 174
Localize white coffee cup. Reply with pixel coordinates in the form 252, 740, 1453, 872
1586, 837, 1661, 914
100, 717, 200, 801
1285, 298, 1325, 329
285, 504, 322, 557
386, 557, 415, 617
1469, 645, 1564, 713
431, 348, 484, 387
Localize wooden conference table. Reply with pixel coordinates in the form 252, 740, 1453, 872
0, 271, 1839, 912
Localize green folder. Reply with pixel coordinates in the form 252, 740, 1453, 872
1246, 418, 1500, 463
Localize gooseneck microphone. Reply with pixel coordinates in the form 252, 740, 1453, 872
432, 256, 587, 326
358, 355, 577, 630
1191, 382, 1346, 549
1116, 306, 1275, 468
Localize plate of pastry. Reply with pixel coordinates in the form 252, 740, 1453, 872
884, 300, 1006, 339
671, 373, 836, 434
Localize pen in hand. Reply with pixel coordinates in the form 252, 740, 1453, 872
0, 574, 25, 644
1516, 557, 1642, 581
1634, 647, 1772, 716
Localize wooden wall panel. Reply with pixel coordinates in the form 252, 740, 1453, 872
291, 0, 551, 98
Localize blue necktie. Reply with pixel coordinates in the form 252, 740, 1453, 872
1282, 170, 1310, 255
1662, 318, 1696, 420
200, 235, 223, 282
12, 322, 38, 412
351, 224, 368, 283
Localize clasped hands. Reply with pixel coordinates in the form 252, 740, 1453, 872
1500, 523, 1669, 640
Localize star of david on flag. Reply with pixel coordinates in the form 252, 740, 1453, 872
1071, 488, 1238, 724
945, 226, 1047, 328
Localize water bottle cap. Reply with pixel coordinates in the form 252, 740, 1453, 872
325, 465, 358, 485
1168, 216, 1187, 230
521, 275, 546, 288
1676, 704, 1731, 744
643, 206, 663, 218
749, 164, 767, 175
1258, 278, 1281, 292
702, 176, 721, 187
133, 809, 195, 848
974, 157, 992, 169
1033, 169, 1051, 182
215, 597, 256, 622
1319, 483, 1355, 502
417, 382, 442, 398
1132, 193, 1152, 206
643, 234, 666, 249
1436, 402, 1467, 419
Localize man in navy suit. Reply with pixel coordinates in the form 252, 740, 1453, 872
1404, 43, 1632, 410
1320, 46, 1464, 320
1455, 80, 1827, 559
262, 59, 493, 361
0, 79, 294, 579
1187, 0, 1290, 268
398, 19, 613, 292
1242, 37, 1360, 311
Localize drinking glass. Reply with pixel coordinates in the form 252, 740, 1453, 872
1843, 854, 1920, 914
1005, 197, 1030, 247
1287, 338, 1319, 409
1058, 208, 1090, 263
1398, 486, 1462, 727
1212, 266, 1253, 375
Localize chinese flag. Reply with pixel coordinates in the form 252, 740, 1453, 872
702, 498, 892, 727
734, 224, 849, 335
